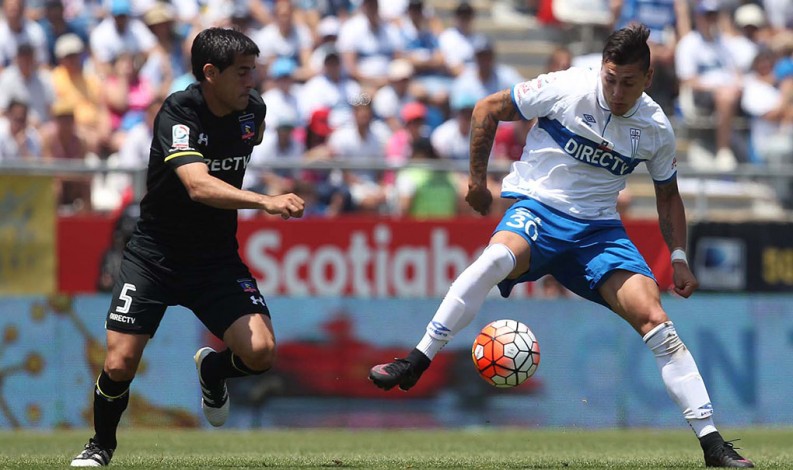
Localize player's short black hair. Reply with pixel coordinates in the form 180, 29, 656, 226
191, 27, 259, 82
601, 23, 651, 72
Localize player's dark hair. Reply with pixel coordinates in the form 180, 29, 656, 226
191, 27, 259, 82
601, 23, 651, 72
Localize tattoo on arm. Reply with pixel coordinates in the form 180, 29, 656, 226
655, 181, 683, 249
658, 210, 676, 248
469, 90, 519, 184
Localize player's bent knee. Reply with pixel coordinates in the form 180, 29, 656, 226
103, 357, 138, 381
236, 344, 275, 373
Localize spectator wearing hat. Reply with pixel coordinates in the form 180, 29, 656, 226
0, 43, 55, 126
302, 105, 355, 216
300, 48, 362, 121
451, 34, 523, 104
373, 58, 419, 131
89, 0, 157, 77
676, 0, 742, 171
337, 0, 405, 88
253, 0, 315, 82
39, 100, 93, 211
725, 3, 769, 73
263, 56, 304, 134
328, 92, 392, 213
309, 15, 341, 73
0, 100, 41, 161
51, 33, 111, 155
385, 100, 428, 167
438, 1, 477, 77
0, 0, 50, 68
139, 2, 185, 97
38, 0, 89, 67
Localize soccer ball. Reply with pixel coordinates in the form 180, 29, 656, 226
471, 319, 540, 388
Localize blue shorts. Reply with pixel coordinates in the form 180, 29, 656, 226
494, 197, 655, 308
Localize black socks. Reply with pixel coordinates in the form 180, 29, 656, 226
93, 370, 131, 450
201, 348, 266, 384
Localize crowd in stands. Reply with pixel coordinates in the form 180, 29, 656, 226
1, 0, 793, 215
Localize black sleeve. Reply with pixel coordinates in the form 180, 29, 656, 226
250, 90, 267, 146
153, 98, 205, 169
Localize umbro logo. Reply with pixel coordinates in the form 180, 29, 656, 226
583, 114, 596, 125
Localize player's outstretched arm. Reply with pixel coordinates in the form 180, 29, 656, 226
466, 88, 521, 215
175, 161, 305, 218
654, 178, 698, 297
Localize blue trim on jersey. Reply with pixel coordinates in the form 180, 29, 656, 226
537, 117, 643, 176
511, 84, 528, 120
653, 171, 677, 185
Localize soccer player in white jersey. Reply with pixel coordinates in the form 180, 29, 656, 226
369, 24, 753, 468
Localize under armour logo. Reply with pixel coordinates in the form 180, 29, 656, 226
250, 295, 265, 306
198, 133, 208, 145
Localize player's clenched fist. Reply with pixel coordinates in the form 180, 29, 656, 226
465, 184, 492, 216
264, 193, 305, 219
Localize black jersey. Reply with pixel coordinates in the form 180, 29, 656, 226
130, 83, 266, 264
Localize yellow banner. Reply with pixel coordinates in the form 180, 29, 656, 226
0, 175, 56, 295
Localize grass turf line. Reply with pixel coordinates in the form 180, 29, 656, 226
1, 428, 791, 468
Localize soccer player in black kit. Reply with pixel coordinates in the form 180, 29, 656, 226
71, 28, 304, 467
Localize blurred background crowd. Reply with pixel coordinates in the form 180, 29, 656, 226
0, 0, 791, 219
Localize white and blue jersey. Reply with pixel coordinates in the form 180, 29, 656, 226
505, 66, 677, 221
495, 67, 676, 305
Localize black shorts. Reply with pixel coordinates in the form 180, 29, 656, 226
106, 246, 270, 339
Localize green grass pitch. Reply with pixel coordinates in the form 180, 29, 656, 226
1, 428, 791, 468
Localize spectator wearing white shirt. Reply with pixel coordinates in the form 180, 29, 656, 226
89, 0, 157, 77
0, 0, 50, 68
725, 3, 768, 73
397, 0, 451, 99
742, 48, 793, 166
0, 43, 55, 126
451, 35, 524, 103
763, 0, 793, 31
253, 0, 314, 82
337, 0, 404, 88
328, 95, 392, 212
262, 57, 304, 133
430, 92, 476, 161
437, 1, 476, 77
299, 49, 361, 123
675, 0, 742, 170
308, 15, 341, 73
244, 112, 305, 197
372, 59, 417, 131
0, 100, 42, 161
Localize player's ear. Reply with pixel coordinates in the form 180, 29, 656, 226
203, 64, 217, 83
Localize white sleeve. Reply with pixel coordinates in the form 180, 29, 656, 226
336, 21, 357, 54
645, 122, 677, 183
510, 69, 575, 121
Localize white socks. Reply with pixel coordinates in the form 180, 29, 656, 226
416, 243, 516, 360
644, 321, 717, 437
